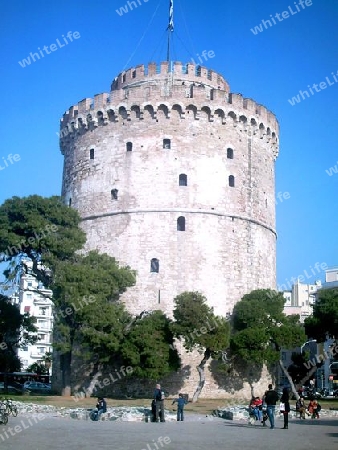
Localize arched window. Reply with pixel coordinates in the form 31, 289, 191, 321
179, 174, 187, 186
68, 198, 72, 207
177, 216, 185, 231
111, 188, 118, 200
150, 258, 159, 273
229, 175, 235, 187
227, 148, 234, 159
163, 139, 171, 149
126, 142, 133, 151
90, 148, 94, 159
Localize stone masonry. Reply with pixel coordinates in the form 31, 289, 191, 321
59, 61, 280, 397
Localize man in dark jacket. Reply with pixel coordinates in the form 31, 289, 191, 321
96, 397, 107, 421
153, 383, 165, 422
263, 384, 279, 429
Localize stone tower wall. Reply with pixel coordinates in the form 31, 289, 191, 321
60, 62, 279, 318
58, 61, 280, 398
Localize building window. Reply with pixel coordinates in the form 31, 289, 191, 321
229, 175, 235, 187
177, 216, 185, 231
126, 142, 133, 151
111, 189, 118, 200
227, 148, 234, 159
69, 198, 72, 207
179, 174, 187, 186
163, 139, 171, 149
150, 258, 159, 273
90, 148, 94, 159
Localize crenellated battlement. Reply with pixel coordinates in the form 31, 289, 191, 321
60, 62, 279, 157
110, 61, 230, 92
60, 102, 279, 159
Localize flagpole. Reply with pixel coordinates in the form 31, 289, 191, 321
166, 0, 174, 62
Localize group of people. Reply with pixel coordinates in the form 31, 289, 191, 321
90, 382, 321, 425
249, 384, 285, 430
249, 383, 321, 430
152, 383, 188, 422
90, 384, 187, 423
295, 395, 321, 419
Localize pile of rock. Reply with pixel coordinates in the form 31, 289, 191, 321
11, 401, 178, 422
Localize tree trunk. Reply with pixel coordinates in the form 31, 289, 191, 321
61, 351, 72, 396
192, 349, 211, 403
279, 359, 299, 400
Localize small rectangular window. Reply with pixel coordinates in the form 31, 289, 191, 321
90, 148, 94, 159
163, 139, 171, 149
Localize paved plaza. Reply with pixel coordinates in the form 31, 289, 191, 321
0, 415, 337, 450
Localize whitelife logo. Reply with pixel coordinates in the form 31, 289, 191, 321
18, 31, 81, 68
250, 0, 313, 35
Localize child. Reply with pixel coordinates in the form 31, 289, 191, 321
308, 398, 319, 419
172, 393, 188, 421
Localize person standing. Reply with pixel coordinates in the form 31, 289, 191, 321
154, 383, 165, 422
172, 393, 188, 421
296, 395, 306, 419
263, 384, 279, 429
280, 387, 290, 429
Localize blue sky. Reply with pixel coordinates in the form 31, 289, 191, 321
0, 0, 337, 289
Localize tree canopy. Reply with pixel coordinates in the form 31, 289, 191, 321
0, 294, 38, 374
0, 195, 86, 289
304, 288, 338, 341
231, 289, 306, 398
172, 291, 230, 401
121, 310, 180, 380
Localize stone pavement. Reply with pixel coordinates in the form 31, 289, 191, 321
0, 414, 337, 450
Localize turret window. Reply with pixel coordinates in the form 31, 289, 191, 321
90, 148, 95, 159
163, 139, 171, 149
229, 175, 235, 187
111, 189, 118, 200
126, 142, 133, 151
227, 148, 234, 159
150, 258, 159, 273
179, 174, 187, 186
177, 216, 186, 231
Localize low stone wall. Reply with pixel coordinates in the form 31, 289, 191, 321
10, 401, 338, 423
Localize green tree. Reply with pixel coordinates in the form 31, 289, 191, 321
305, 288, 338, 341
0, 294, 38, 390
231, 289, 306, 399
0, 195, 86, 290
121, 310, 180, 380
51, 251, 136, 395
172, 292, 230, 402
304, 288, 338, 385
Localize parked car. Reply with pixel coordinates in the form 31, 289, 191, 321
0, 382, 24, 395
23, 382, 51, 393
